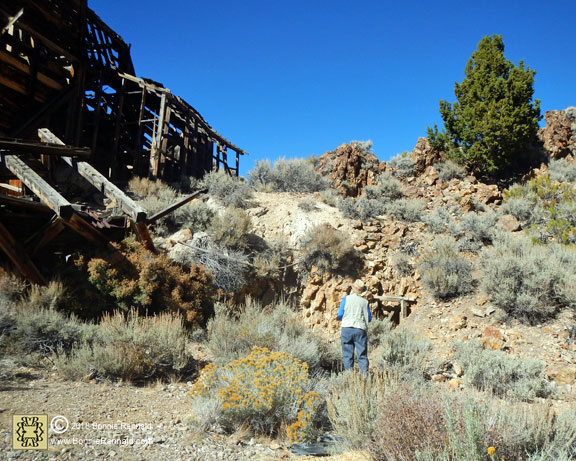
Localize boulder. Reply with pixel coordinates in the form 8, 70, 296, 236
497, 214, 521, 232
316, 143, 380, 197
411, 137, 444, 175
538, 109, 576, 159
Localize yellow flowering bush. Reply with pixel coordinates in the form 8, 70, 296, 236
190, 346, 323, 441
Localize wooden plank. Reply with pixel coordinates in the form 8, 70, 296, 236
0, 220, 46, 285
0, 152, 73, 218
0, 194, 53, 213
1, 8, 23, 36
146, 189, 207, 224
0, 138, 91, 157
38, 129, 147, 222
376, 295, 416, 302
0, 49, 63, 90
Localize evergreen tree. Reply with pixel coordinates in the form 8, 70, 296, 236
428, 35, 541, 179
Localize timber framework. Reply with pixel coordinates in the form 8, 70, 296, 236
0, 0, 246, 283
0, 0, 246, 181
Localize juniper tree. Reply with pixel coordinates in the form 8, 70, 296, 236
428, 35, 541, 179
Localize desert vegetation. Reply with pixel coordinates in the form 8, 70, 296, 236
2, 35, 576, 460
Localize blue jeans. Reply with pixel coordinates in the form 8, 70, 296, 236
341, 327, 369, 374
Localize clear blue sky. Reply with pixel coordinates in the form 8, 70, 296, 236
93, 0, 575, 176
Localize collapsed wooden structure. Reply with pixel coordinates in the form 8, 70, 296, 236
0, 0, 246, 283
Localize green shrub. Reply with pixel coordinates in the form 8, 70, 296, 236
248, 157, 328, 193
206, 300, 337, 372
428, 34, 541, 179
503, 174, 576, 245
424, 208, 456, 234
210, 207, 252, 251
387, 152, 415, 178
84, 237, 214, 326
435, 159, 467, 181
319, 189, 339, 207
299, 223, 363, 276
390, 251, 413, 277
326, 370, 394, 451
548, 157, 576, 183
12, 306, 96, 357
481, 232, 576, 322
365, 172, 404, 201
56, 310, 192, 382
189, 346, 325, 441
385, 198, 425, 222
419, 235, 473, 299
350, 139, 374, 156
455, 210, 500, 252
0, 270, 27, 307
298, 197, 319, 212
175, 199, 215, 232
338, 196, 384, 221
454, 340, 553, 400
369, 383, 448, 460
376, 324, 431, 378
200, 169, 253, 208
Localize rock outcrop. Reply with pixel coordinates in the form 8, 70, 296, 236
411, 137, 445, 175
539, 108, 576, 159
315, 143, 381, 197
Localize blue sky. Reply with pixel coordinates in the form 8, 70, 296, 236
93, 0, 575, 176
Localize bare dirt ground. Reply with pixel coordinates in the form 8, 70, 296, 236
0, 371, 364, 460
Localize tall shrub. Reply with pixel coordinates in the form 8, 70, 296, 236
428, 35, 541, 179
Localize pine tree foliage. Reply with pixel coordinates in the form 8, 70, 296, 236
428, 35, 541, 179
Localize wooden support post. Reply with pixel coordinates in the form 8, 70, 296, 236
38, 129, 147, 223
134, 86, 147, 175
150, 92, 167, 177
0, 152, 73, 219
0, 221, 46, 285
134, 221, 156, 253
90, 72, 103, 163
375, 295, 416, 324
111, 78, 126, 179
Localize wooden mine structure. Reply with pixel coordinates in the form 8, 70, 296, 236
0, 0, 246, 283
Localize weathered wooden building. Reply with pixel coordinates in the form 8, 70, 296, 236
0, 0, 245, 181
0, 0, 246, 283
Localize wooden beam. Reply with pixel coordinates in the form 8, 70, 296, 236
134, 221, 156, 253
0, 220, 45, 285
0, 194, 53, 213
146, 190, 206, 224
150, 92, 167, 177
0, 152, 73, 218
0, 138, 91, 158
1, 8, 23, 36
38, 129, 147, 222
0, 49, 63, 90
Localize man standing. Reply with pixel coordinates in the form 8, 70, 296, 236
337, 279, 372, 375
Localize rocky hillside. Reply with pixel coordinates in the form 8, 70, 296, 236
220, 108, 576, 399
